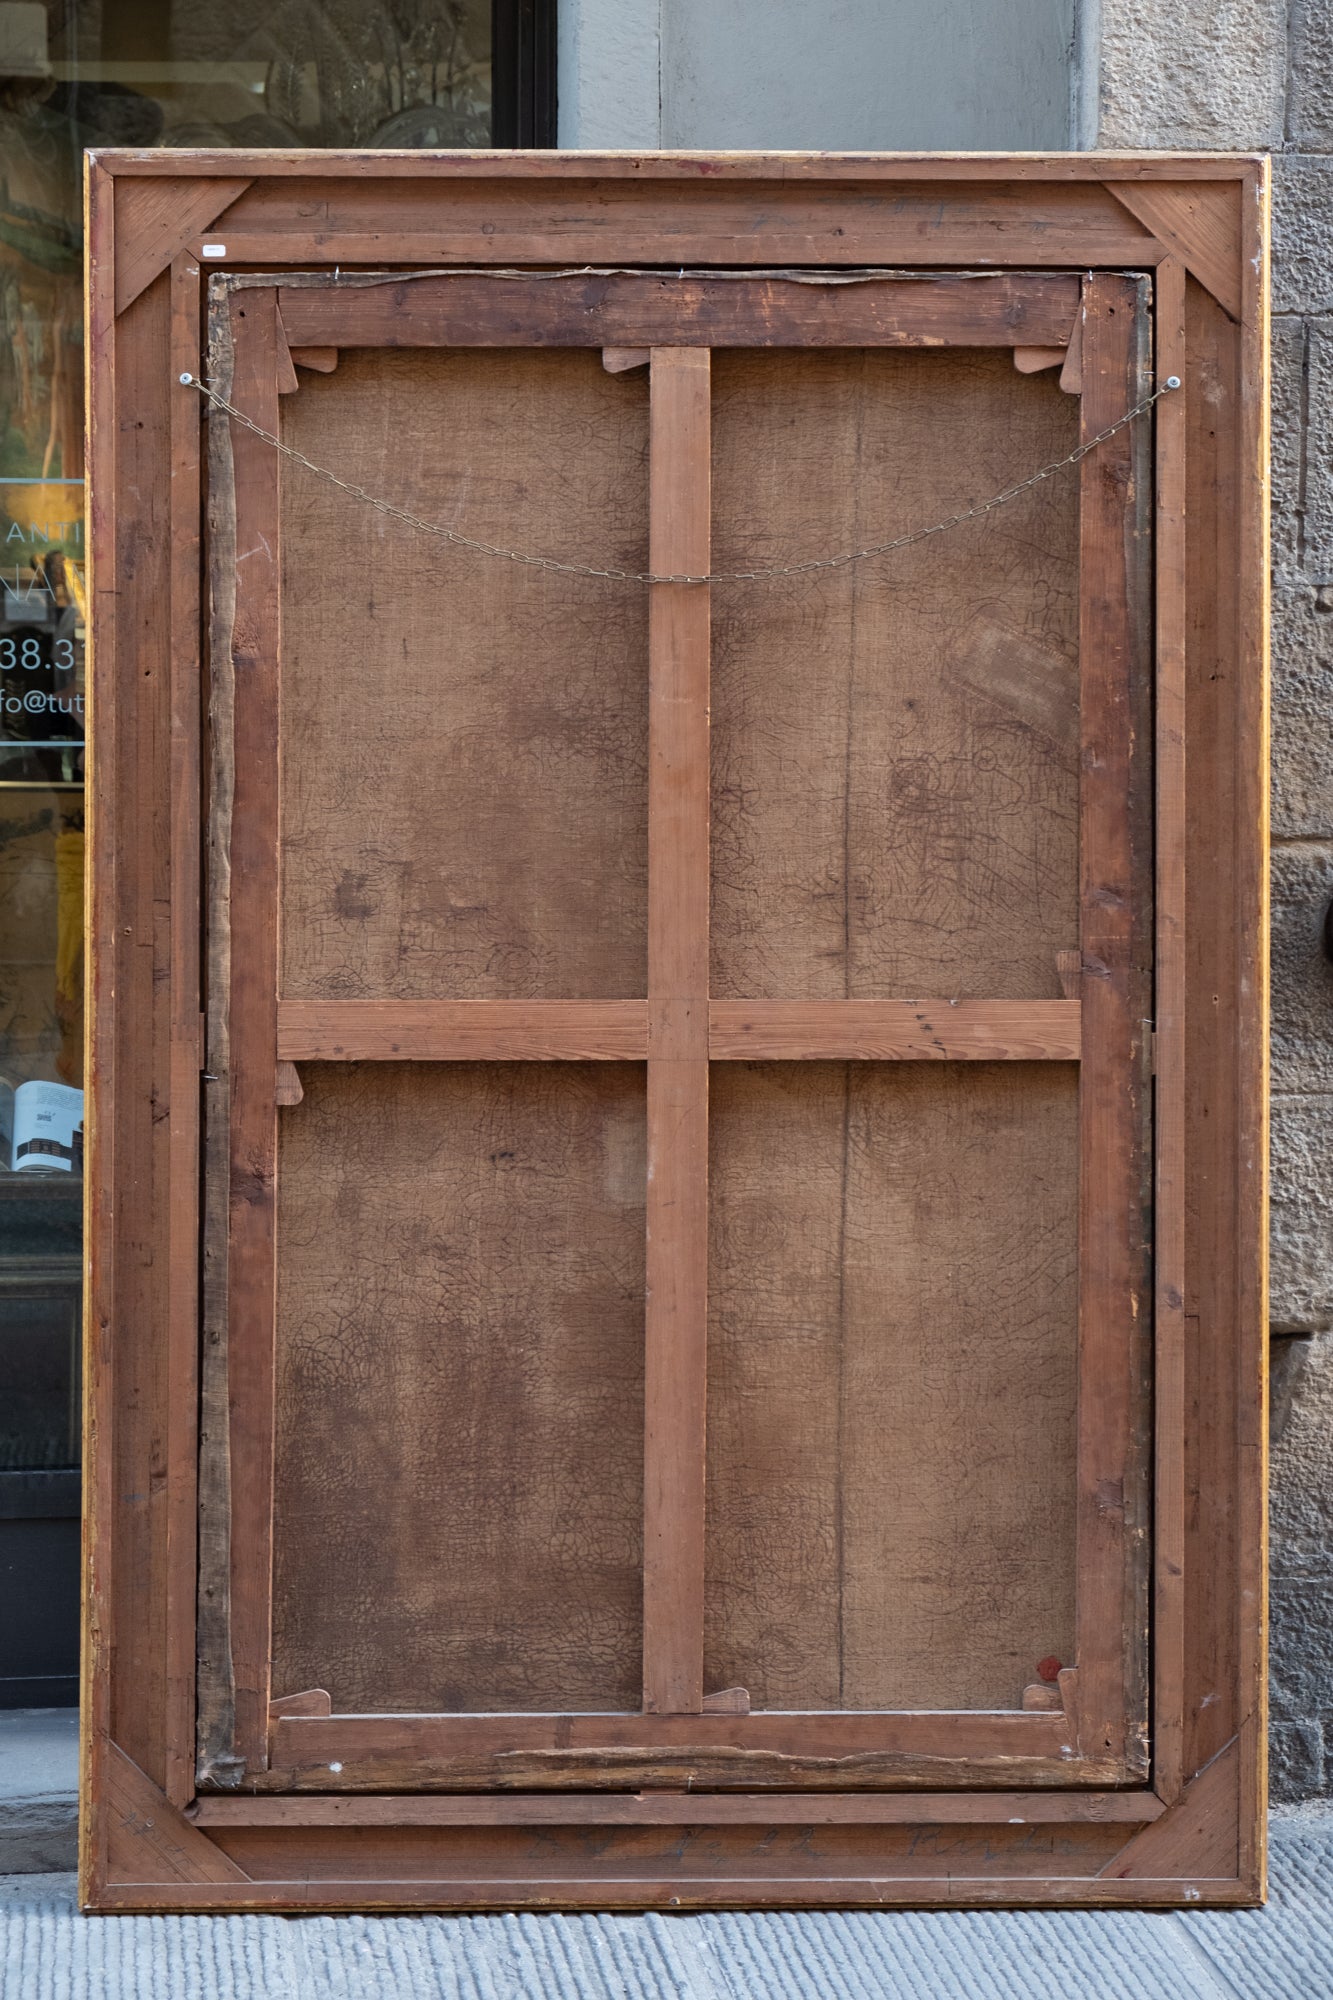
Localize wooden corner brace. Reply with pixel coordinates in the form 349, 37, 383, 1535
105, 1743, 249, 1886
113, 176, 253, 317
1013, 325, 1081, 393
290, 347, 340, 375
1105, 181, 1243, 322
275, 1060, 303, 1106
1097, 1737, 1242, 1882
270, 1687, 332, 1720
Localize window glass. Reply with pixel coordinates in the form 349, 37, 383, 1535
0, 0, 495, 1478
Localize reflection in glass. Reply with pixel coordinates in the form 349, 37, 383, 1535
0, 0, 498, 1572
0, 1260, 81, 1470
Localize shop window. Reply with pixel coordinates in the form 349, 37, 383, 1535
0, 0, 554, 1707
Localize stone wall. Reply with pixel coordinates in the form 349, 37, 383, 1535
1090, 0, 1333, 1800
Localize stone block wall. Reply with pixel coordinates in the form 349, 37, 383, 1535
1091, 0, 1333, 1798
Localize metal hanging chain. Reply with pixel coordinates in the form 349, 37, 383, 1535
179, 369, 1181, 586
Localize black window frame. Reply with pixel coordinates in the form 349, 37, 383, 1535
493, 0, 558, 146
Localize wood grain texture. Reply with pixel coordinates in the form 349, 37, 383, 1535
1152, 258, 1189, 1804
1106, 182, 1242, 323
1014, 346, 1067, 373
709, 348, 1080, 1001
277, 999, 649, 1061
1074, 276, 1154, 1777
1056, 949, 1083, 999
1234, 160, 1270, 1904
273, 1061, 303, 1107
165, 253, 205, 1809
224, 287, 283, 1777
269, 1689, 330, 1719
81, 152, 119, 1911
1181, 275, 1253, 1795
96, 150, 1262, 181
273, 306, 299, 396
643, 348, 711, 1715
290, 346, 338, 373
195, 174, 1158, 270
198, 287, 283, 1785
1060, 321, 1084, 396
113, 174, 250, 315
278, 348, 648, 1003
92, 1871, 1256, 1914
708, 999, 1080, 1060
271, 1064, 645, 1715
196, 284, 239, 1794
90, 1867, 1255, 1914
1098, 1738, 1241, 1882
706, 1063, 1078, 1712
106, 1744, 249, 1886
84, 158, 1265, 1912
604, 347, 651, 373
275, 271, 1080, 351
206, 1819, 1130, 1887
259, 1706, 1090, 1792
193, 1789, 1164, 1827
99, 269, 175, 1812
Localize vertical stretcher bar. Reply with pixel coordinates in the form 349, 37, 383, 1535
198, 287, 282, 1780
1151, 256, 1188, 1803
1075, 273, 1155, 1773
642, 347, 711, 1715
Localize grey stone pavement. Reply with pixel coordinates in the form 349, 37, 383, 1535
0, 1713, 78, 1879
0, 1808, 1331, 1999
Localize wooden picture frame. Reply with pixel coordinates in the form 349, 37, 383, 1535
83, 151, 1269, 1911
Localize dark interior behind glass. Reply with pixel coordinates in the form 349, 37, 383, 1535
0, 0, 545, 1708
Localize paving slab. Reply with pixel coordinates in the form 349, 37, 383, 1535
2, 1812, 1331, 2000
0, 1711, 78, 1876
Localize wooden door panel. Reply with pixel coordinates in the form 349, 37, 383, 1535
198, 267, 1152, 1794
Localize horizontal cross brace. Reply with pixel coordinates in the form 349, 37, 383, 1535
275, 998, 1081, 1064
274, 270, 1080, 353
193, 1788, 1162, 1829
